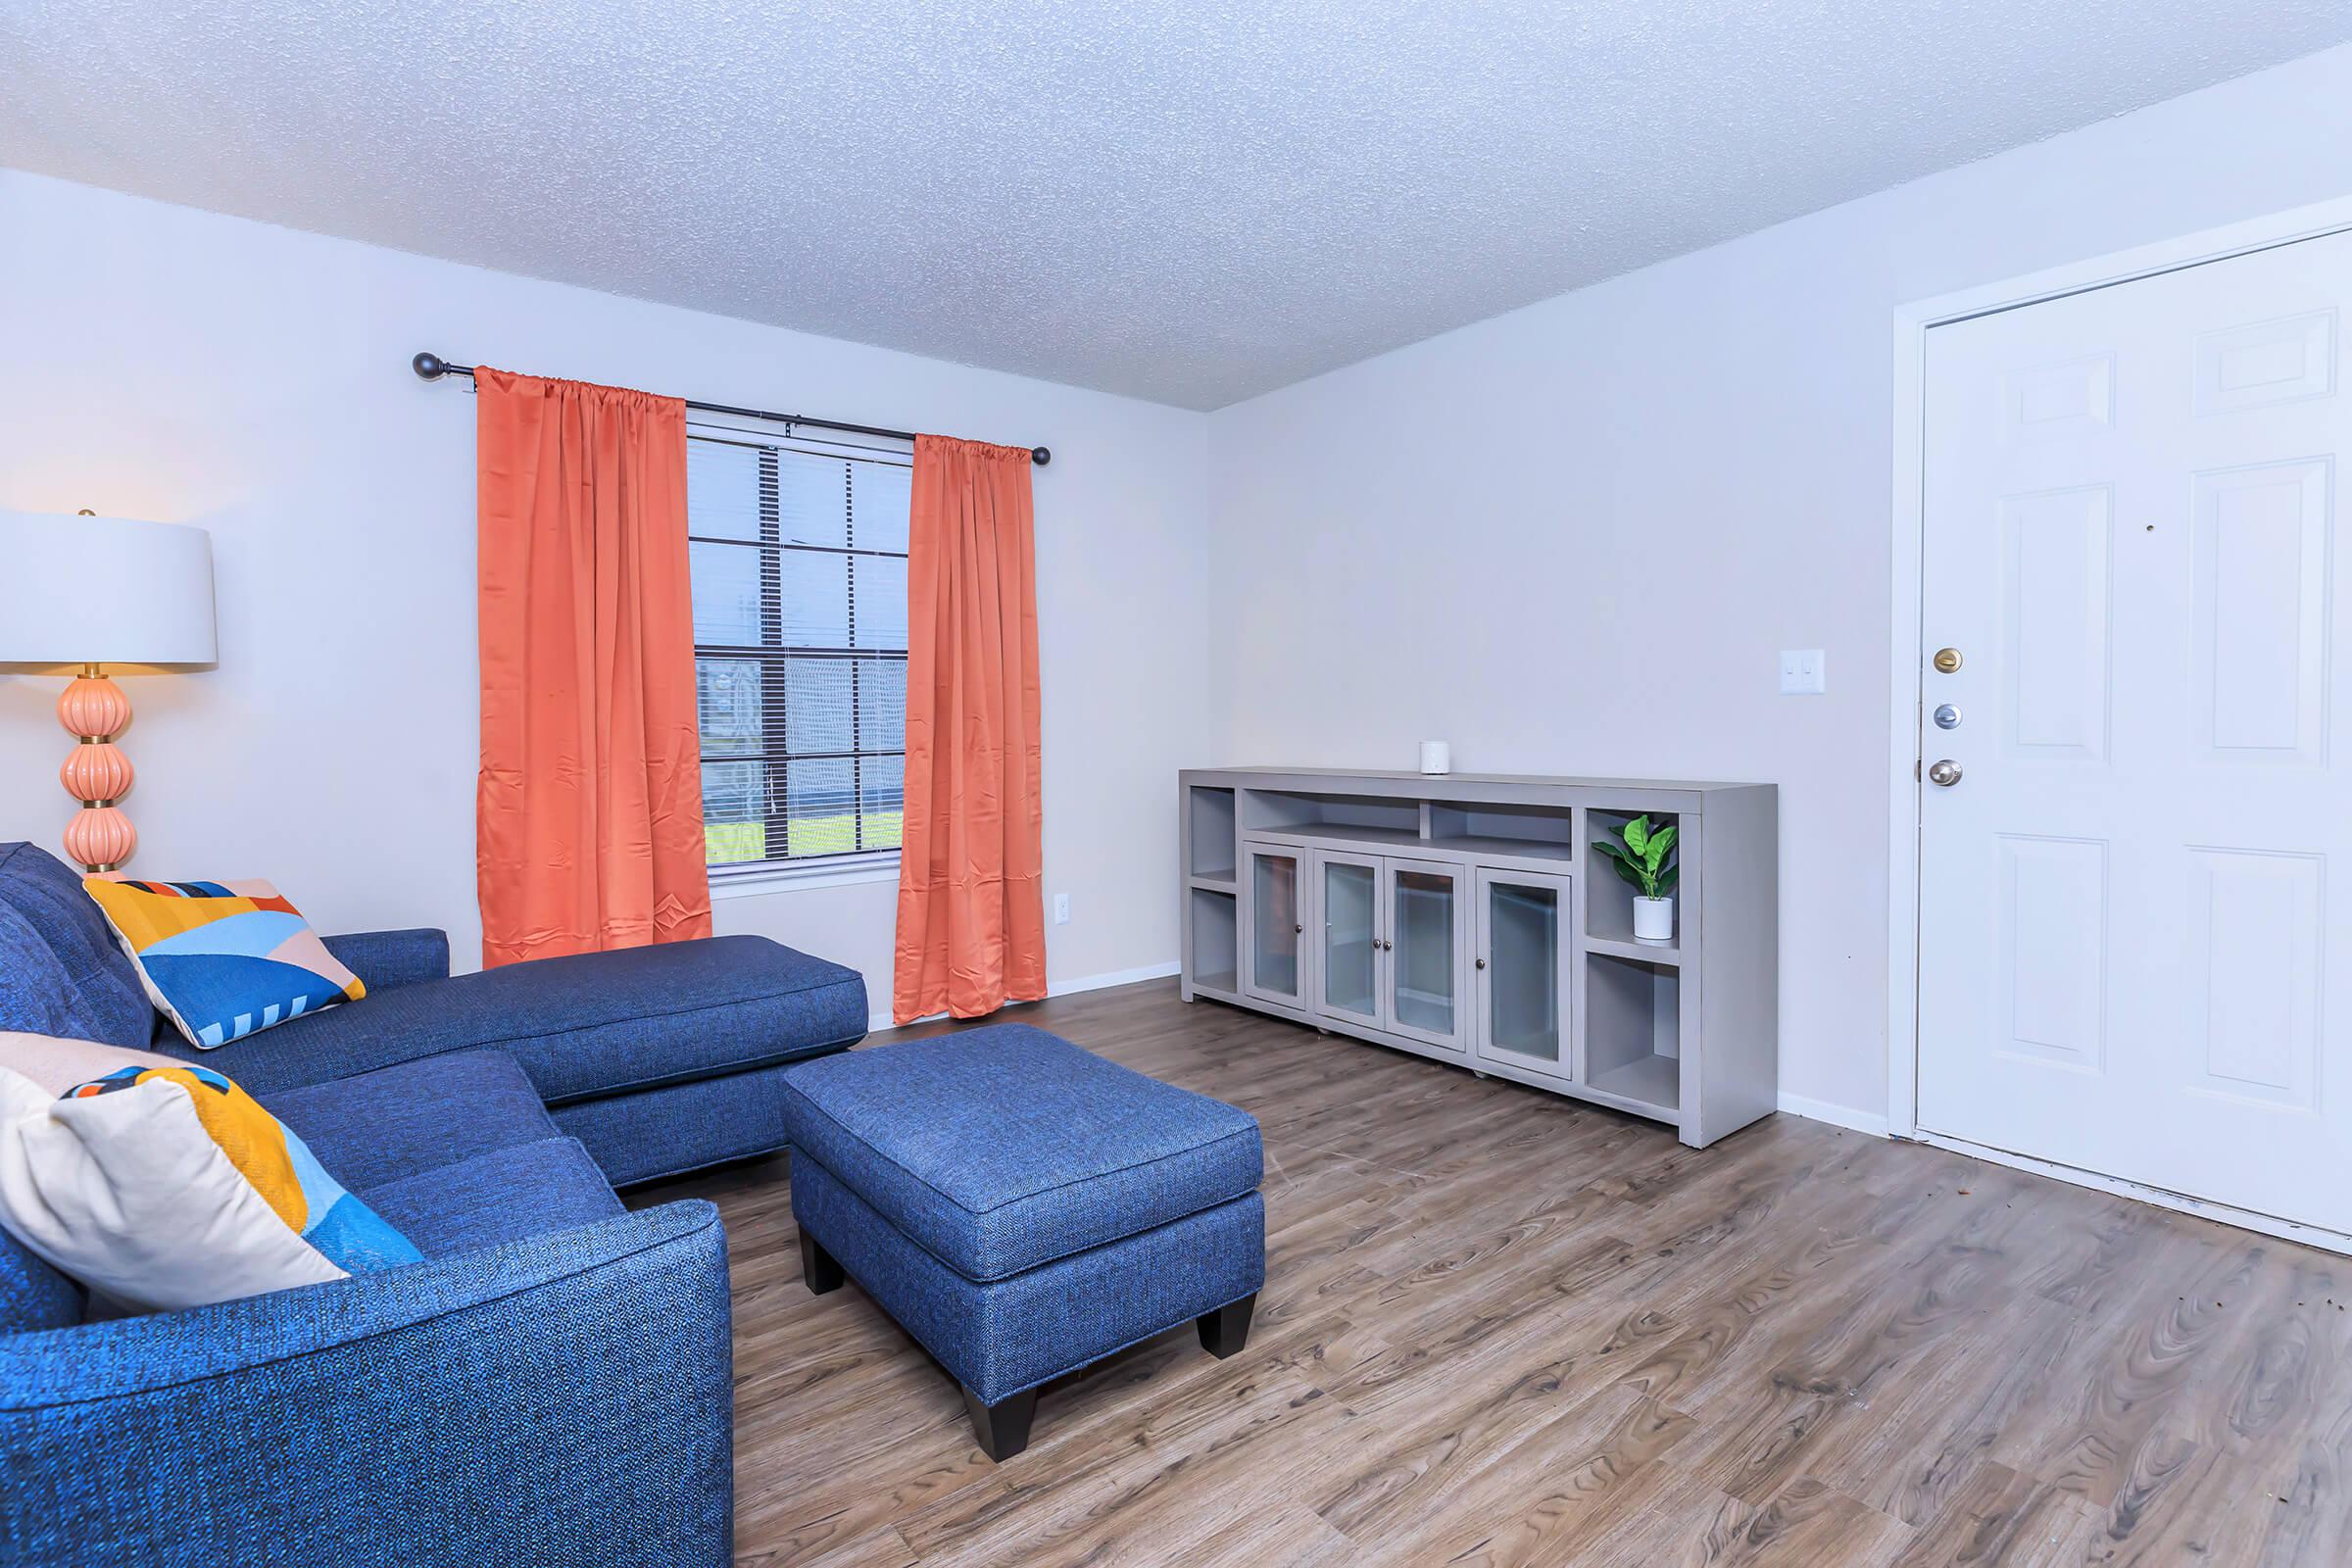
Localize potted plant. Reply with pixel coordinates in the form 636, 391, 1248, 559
1592, 815, 1678, 942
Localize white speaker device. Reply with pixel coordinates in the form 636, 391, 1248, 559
1419, 740, 1451, 774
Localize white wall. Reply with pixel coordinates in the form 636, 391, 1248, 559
1203, 42, 2352, 1125
0, 171, 1214, 1015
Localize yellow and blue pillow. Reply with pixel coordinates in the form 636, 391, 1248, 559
67, 1063, 420, 1274
81, 877, 366, 1049
0, 1055, 420, 1310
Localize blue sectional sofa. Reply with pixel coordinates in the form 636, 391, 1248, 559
0, 840, 869, 1566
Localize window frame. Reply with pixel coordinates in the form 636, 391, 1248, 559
687, 419, 912, 888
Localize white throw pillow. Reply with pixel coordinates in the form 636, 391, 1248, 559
0, 1060, 420, 1311
0, 1029, 183, 1095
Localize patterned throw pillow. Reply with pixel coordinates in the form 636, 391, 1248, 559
0, 1058, 421, 1310
81, 877, 366, 1049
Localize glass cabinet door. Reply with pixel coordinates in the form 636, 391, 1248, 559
1385, 858, 1466, 1051
1474, 868, 1574, 1080
1242, 841, 1306, 1005
1314, 851, 1382, 1026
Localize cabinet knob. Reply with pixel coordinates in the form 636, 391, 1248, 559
1475, 956, 1487, 969
1294, 923, 1304, 934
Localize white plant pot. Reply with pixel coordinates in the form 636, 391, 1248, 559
1633, 895, 1675, 944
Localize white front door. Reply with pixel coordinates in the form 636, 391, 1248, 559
1916, 227, 2352, 1235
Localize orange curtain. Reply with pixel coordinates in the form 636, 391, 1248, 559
474, 367, 711, 967
893, 435, 1046, 1022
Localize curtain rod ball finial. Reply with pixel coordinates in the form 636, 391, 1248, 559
413, 352, 445, 380
1032, 447, 1051, 466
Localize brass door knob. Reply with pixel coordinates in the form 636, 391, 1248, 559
1928, 760, 1963, 787
1933, 647, 1963, 673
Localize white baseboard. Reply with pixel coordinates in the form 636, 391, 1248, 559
1775, 1092, 1890, 1139
1049, 959, 1184, 997
868, 959, 1181, 1034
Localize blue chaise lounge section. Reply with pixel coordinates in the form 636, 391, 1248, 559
0, 839, 870, 1184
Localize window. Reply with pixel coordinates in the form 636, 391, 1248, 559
688, 430, 911, 873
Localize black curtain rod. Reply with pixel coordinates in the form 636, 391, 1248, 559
411, 352, 1050, 466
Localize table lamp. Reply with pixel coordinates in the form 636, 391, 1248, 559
0, 511, 219, 872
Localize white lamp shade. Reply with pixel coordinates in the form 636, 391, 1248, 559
0, 512, 219, 672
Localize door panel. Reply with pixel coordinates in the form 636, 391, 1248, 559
1992, 834, 2109, 1072
1313, 850, 1383, 1027
1386, 857, 1467, 1052
1242, 839, 1307, 1007
2183, 847, 2323, 1109
1916, 226, 2352, 1235
2000, 485, 2112, 760
1474, 868, 1574, 1080
2190, 459, 2330, 762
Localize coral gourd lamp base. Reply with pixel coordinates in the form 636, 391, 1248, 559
59, 665, 138, 872
1, 509, 219, 876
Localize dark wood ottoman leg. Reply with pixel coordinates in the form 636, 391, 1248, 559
799, 1233, 845, 1295
961, 1385, 1038, 1462
1197, 1293, 1257, 1358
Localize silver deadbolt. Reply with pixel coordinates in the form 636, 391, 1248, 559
1928, 759, 1963, 787
1934, 704, 1961, 730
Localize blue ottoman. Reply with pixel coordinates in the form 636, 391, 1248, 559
777, 1023, 1265, 1459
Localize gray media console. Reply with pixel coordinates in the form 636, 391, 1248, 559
1179, 767, 1778, 1148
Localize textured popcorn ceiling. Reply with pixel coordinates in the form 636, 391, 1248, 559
4, 3, 2348, 409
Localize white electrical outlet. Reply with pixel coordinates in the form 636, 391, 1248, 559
1053, 893, 1071, 925
1779, 649, 1826, 695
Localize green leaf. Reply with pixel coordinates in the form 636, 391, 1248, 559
1658, 864, 1680, 896
1643, 824, 1678, 875
1622, 816, 1651, 857
1592, 842, 1643, 888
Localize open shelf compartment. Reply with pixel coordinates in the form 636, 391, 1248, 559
1585, 808, 1681, 953
1242, 789, 1422, 839
1188, 786, 1238, 881
1428, 800, 1576, 863
1583, 950, 1681, 1114
1189, 884, 1239, 997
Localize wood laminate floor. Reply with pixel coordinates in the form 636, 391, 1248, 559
635, 979, 2352, 1567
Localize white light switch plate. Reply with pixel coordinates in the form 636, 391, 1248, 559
1779, 649, 1826, 695
1053, 893, 1071, 925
